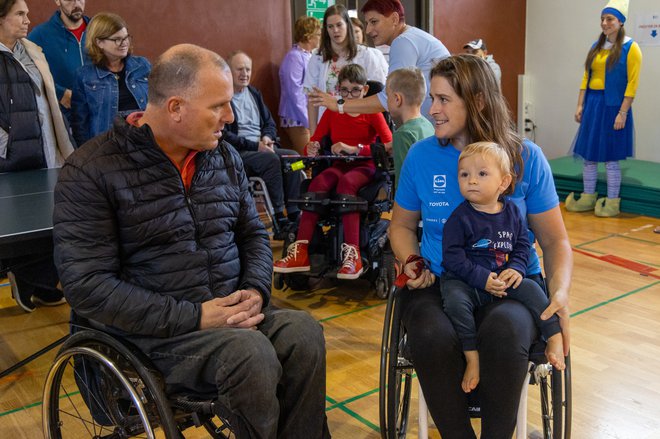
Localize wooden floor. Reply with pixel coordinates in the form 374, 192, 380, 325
1, 206, 659, 438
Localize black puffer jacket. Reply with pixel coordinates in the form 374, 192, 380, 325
53, 118, 272, 338
0, 51, 44, 171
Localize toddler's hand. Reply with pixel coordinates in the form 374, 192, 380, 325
485, 272, 507, 297
497, 268, 523, 289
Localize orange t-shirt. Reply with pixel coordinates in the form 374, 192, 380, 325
125, 112, 198, 190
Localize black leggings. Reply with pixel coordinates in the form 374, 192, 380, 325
399, 281, 538, 439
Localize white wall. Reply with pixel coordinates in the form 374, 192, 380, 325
525, 0, 659, 162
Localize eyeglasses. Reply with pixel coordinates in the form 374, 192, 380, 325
61, 0, 85, 4
338, 86, 364, 98
103, 35, 131, 46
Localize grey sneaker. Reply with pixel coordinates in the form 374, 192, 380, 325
7, 271, 36, 313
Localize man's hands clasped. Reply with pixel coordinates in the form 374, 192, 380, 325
199, 289, 264, 330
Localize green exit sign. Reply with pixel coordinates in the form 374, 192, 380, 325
306, 0, 335, 20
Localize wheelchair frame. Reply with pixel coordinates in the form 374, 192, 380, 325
42, 329, 235, 439
379, 286, 572, 439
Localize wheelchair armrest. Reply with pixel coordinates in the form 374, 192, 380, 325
370, 142, 392, 173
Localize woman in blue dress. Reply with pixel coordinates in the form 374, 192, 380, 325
566, 0, 642, 217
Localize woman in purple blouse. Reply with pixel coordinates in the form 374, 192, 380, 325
278, 16, 321, 154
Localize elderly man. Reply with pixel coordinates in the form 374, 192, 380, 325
53, 44, 330, 439
224, 50, 301, 237
28, 0, 90, 123
463, 38, 501, 87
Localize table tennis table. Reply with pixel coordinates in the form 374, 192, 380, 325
0, 168, 67, 379
0, 168, 59, 259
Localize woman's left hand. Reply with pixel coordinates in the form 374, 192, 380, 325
614, 112, 627, 130
541, 288, 571, 356
308, 87, 338, 111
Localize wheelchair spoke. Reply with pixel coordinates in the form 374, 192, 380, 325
80, 354, 100, 438
71, 357, 115, 433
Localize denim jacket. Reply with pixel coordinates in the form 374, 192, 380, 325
71, 55, 150, 146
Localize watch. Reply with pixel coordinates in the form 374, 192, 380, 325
337, 98, 345, 114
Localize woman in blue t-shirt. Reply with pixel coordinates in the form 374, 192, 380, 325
389, 54, 573, 438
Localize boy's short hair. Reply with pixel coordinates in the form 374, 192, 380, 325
338, 64, 368, 85
386, 67, 426, 106
459, 141, 516, 195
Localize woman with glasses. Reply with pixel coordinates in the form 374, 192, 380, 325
303, 4, 387, 135
71, 12, 150, 146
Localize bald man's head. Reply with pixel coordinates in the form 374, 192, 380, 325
148, 44, 230, 105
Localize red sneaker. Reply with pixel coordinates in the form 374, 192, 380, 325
274, 240, 310, 273
337, 243, 363, 280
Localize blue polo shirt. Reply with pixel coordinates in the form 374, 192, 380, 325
395, 137, 558, 276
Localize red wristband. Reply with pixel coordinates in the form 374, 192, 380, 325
394, 255, 428, 288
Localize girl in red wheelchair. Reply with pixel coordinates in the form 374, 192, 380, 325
274, 64, 392, 279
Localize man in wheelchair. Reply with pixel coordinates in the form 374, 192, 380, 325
223, 50, 303, 237
274, 63, 392, 280
53, 44, 329, 439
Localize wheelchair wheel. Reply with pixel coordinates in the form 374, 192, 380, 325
375, 249, 396, 299
532, 354, 572, 439
273, 273, 284, 290
43, 330, 179, 439
282, 273, 310, 291
379, 288, 413, 439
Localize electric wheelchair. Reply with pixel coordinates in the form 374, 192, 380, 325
273, 140, 396, 297
272, 81, 396, 297
42, 315, 235, 439
379, 284, 572, 439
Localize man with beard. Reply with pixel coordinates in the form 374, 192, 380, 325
28, 0, 90, 125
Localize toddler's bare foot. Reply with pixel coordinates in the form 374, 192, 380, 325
462, 351, 480, 393
546, 333, 565, 370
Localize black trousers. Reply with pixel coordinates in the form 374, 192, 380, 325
399, 280, 538, 439
239, 148, 301, 215
126, 307, 330, 439
3, 247, 60, 295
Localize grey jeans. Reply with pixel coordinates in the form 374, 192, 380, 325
127, 307, 330, 439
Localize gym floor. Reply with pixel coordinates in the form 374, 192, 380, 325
1, 206, 659, 438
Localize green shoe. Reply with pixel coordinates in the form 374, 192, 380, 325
595, 197, 621, 217
565, 192, 598, 212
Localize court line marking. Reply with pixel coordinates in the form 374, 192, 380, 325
318, 302, 386, 323
573, 247, 659, 279
326, 395, 380, 433
0, 391, 80, 418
